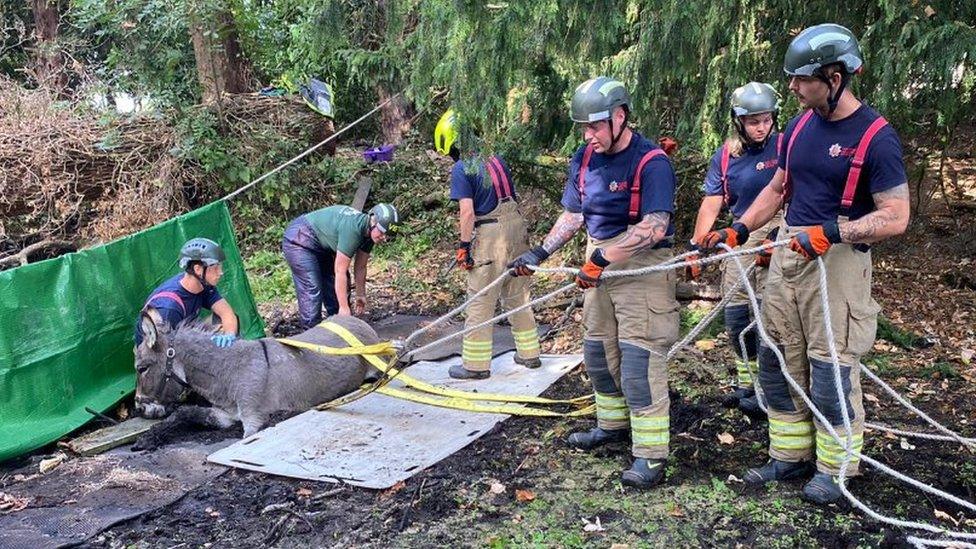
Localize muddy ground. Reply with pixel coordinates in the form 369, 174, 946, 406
45, 211, 969, 548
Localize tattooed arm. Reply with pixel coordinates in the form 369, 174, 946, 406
541, 210, 585, 255
602, 211, 671, 263
838, 183, 910, 244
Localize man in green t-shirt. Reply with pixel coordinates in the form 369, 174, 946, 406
282, 203, 401, 329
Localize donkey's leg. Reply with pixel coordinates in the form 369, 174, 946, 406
238, 405, 269, 438
132, 405, 238, 451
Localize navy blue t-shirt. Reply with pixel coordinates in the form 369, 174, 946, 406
134, 273, 222, 345
780, 105, 906, 225
562, 132, 676, 240
703, 133, 781, 219
449, 156, 516, 216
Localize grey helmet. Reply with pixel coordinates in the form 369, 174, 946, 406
784, 23, 863, 77
369, 203, 401, 237
179, 238, 225, 270
730, 82, 780, 118
730, 82, 780, 144
570, 76, 631, 123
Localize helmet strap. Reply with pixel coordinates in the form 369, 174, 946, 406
188, 263, 210, 290
815, 68, 849, 115
733, 113, 776, 149
608, 108, 629, 152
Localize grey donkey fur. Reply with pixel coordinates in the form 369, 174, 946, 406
135, 308, 383, 438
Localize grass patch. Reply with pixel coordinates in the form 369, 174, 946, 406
919, 361, 961, 380
877, 315, 925, 350
244, 249, 293, 303
680, 305, 725, 339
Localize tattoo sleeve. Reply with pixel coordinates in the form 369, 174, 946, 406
838, 183, 910, 244
603, 211, 670, 262
542, 211, 585, 254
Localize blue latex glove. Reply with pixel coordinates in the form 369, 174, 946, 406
211, 333, 237, 348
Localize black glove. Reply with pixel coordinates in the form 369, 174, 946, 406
508, 246, 550, 276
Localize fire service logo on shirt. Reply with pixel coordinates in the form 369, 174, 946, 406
756, 158, 778, 171
828, 143, 856, 158
608, 181, 629, 192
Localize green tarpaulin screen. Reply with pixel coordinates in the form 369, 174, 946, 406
0, 202, 264, 462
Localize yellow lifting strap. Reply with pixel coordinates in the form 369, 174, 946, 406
277, 321, 593, 410
376, 385, 596, 417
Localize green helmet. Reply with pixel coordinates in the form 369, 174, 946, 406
784, 23, 863, 77
369, 203, 401, 237
730, 82, 780, 118
179, 238, 225, 270
570, 76, 631, 123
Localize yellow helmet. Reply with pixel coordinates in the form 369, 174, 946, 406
434, 109, 458, 156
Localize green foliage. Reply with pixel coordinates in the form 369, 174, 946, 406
680, 305, 725, 338
16, 0, 966, 162
920, 361, 961, 380
243, 249, 293, 303
876, 315, 924, 350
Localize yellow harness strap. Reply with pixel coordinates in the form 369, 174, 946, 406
276, 321, 593, 416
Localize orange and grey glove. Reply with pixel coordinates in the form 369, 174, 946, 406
755, 227, 780, 267
576, 249, 610, 289
508, 246, 550, 276
790, 221, 841, 261
684, 242, 702, 280
698, 222, 750, 250
456, 241, 474, 270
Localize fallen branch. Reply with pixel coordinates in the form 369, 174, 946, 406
0, 240, 75, 269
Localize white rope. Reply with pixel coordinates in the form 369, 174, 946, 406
866, 423, 976, 444
722, 244, 976, 540
402, 282, 576, 361
666, 265, 751, 360
908, 537, 976, 548
860, 363, 976, 451
219, 94, 397, 203
402, 242, 782, 356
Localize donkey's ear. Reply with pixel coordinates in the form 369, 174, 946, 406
144, 306, 165, 328
140, 311, 159, 350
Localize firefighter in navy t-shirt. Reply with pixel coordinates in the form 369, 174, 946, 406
700, 24, 910, 504
433, 110, 541, 380
136, 238, 239, 348
688, 82, 784, 418
510, 77, 678, 489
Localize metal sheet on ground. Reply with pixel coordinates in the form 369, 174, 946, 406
206, 352, 582, 489
0, 441, 231, 549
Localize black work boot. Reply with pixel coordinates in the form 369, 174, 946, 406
621, 458, 665, 489
722, 385, 755, 408
744, 459, 814, 484
738, 394, 768, 422
449, 363, 489, 380
514, 354, 542, 369
566, 427, 629, 450
802, 472, 845, 504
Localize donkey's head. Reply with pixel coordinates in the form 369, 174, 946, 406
133, 308, 190, 418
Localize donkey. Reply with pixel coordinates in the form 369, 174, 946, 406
134, 307, 383, 438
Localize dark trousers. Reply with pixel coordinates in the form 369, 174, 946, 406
282, 217, 347, 329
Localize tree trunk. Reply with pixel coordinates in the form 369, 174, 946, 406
376, 84, 412, 145
30, 0, 68, 98
187, 2, 250, 103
